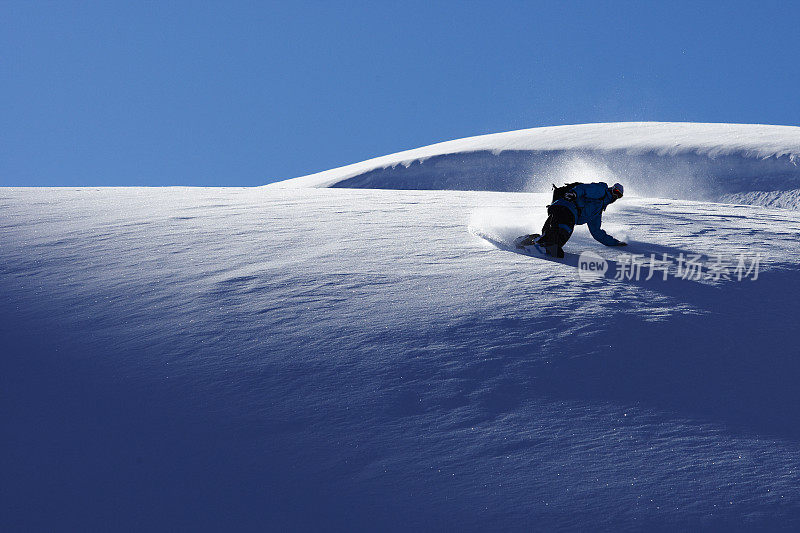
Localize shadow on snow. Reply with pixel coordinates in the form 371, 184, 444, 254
478, 233, 800, 441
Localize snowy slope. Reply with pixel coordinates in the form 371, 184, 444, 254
270, 122, 800, 209
4, 182, 800, 530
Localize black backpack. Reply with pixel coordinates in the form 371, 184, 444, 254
551, 182, 582, 203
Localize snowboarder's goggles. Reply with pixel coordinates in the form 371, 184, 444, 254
611, 186, 623, 198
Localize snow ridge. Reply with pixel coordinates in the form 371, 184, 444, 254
267, 122, 800, 207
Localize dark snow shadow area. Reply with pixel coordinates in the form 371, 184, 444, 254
476, 231, 800, 440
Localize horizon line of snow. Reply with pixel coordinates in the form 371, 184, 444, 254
266, 122, 800, 189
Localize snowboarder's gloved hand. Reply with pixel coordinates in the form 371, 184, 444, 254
564, 190, 577, 201
612, 241, 627, 246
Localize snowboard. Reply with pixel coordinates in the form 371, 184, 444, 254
514, 234, 565, 258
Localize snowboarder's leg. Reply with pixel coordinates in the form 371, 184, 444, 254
539, 205, 575, 251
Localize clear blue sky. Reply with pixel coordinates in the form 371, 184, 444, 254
3, 0, 799, 186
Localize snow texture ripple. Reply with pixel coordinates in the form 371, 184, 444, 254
3, 184, 800, 530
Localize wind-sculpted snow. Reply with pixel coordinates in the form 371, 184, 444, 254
269, 122, 800, 208
720, 188, 800, 210
4, 187, 800, 530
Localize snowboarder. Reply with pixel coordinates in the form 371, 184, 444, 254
517, 182, 627, 257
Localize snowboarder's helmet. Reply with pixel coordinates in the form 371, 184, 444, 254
611, 183, 624, 198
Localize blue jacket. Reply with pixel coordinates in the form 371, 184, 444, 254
552, 182, 622, 246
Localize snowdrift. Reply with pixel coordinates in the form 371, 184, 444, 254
269, 122, 800, 208
5, 187, 800, 530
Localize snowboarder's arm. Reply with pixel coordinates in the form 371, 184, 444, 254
587, 216, 623, 246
